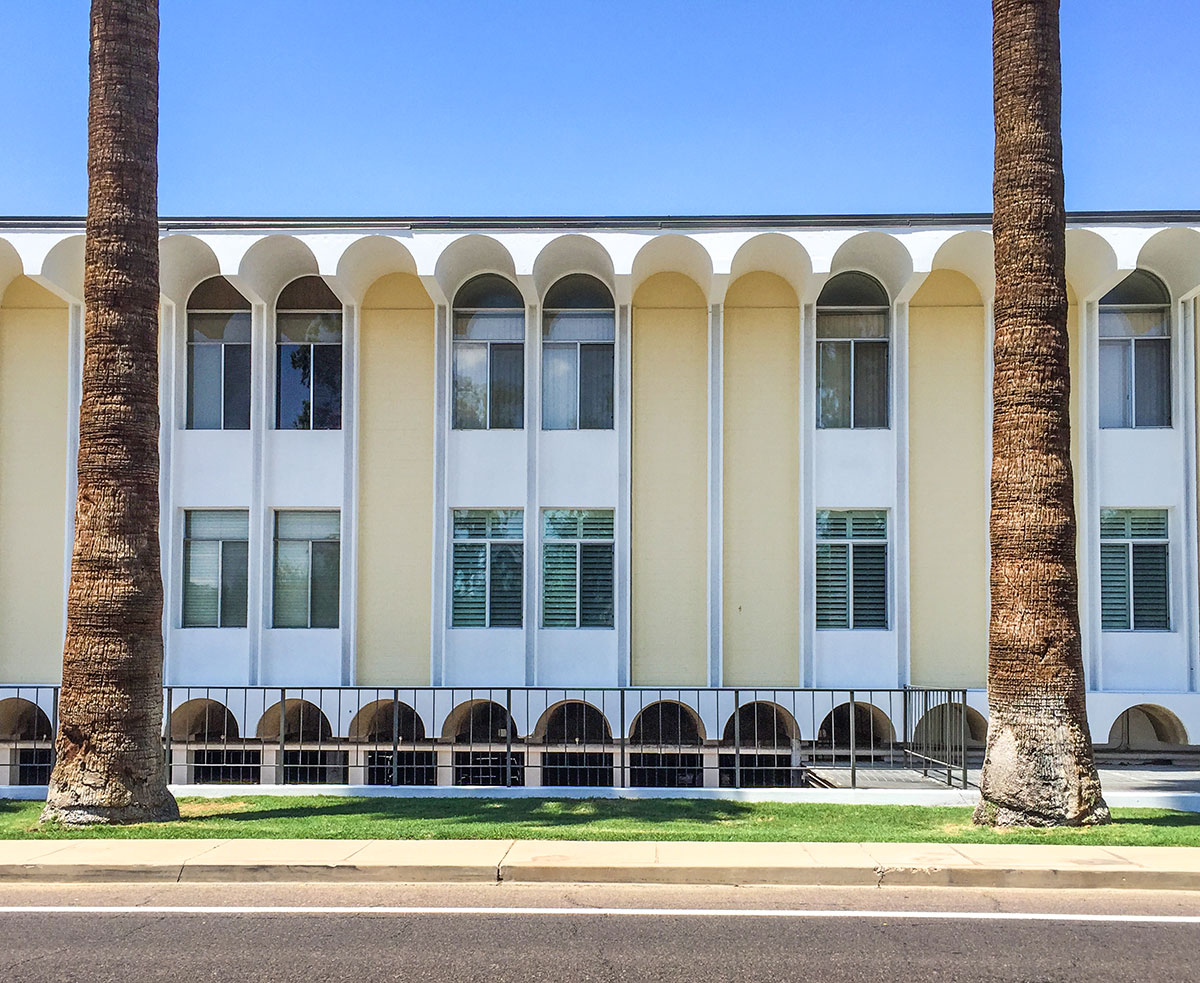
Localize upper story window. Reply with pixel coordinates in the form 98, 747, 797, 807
1100, 509, 1169, 631
815, 509, 888, 629
542, 275, 615, 430
453, 274, 524, 430
182, 510, 249, 628
542, 509, 615, 628
1099, 269, 1171, 429
451, 509, 524, 627
276, 276, 342, 430
186, 276, 251, 430
816, 272, 890, 429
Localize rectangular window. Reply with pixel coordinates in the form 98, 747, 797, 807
816, 311, 889, 429
542, 509, 615, 628
451, 509, 524, 627
542, 310, 615, 431
186, 312, 251, 430
1100, 509, 1169, 631
1098, 308, 1170, 429
815, 510, 887, 629
273, 511, 340, 628
276, 313, 342, 430
183, 510, 249, 627
453, 311, 525, 430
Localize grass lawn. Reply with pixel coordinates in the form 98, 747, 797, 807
2, 796, 1198, 846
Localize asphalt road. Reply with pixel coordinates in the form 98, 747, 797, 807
2, 883, 1199, 983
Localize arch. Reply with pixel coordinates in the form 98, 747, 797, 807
1100, 268, 1170, 306
188, 275, 251, 311
631, 234, 713, 298
818, 270, 890, 307
532, 701, 613, 744
335, 235, 418, 303
0, 698, 52, 741
827, 232, 913, 301
1106, 704, 1189, 750
348, 700, 426, 742
720, 702, 801, 748
278, 274, 342, 311
170, 699, 239, 742
442, 699, 518, 743
361, 272, 433, 310
256, 699, 332, 742
160, 234, 221, 303
629, 700, 705, 745
909, 269, 983, 307
434, 234, 519, 304
911, 703, 987, 747
724, 270, 799, 308
727, 233, 811, 302
930, 230, 994, 301
815, 702, 896, 748
544, 273, 614, 310
1137, 227, 1200, 298
37, 234, 86, 303
1065, 228, 1120, 301
454, 272, 524, 309
0, 236, 24, 299
532, 234, 616, 299
238, 234, 320, 305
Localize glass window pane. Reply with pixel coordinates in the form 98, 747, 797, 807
489, 543, 524, 627
1131, 543, 1169, 630
579, 343, 614, 430
817, 341, 851, 428
451, 544, 487, 627
190, 312, 249, 343
1129, 510, 1168, 539
544, 510, 579, 539
223, 343, 251, 430
581, 510, 614, 539
1134, 338, 1171, 427
187, 343, 223, 430
278, 312, 341, 344
187, 510, 249, 540
580, 542, 614, 627
454, 311, 524, 341
277, 511, 340, 540
1100, 542, 1131, 630
851, 544, 888, 628
219, 539, 249, 628
273, 540, 310, 628
816, 510, 848, 539
453, 343, 488, 429
1099, 308, 1168, 339
488, 509, 524, 539
817, 311, 888, 339
852, 341, 889, 428
542, 542, 578, 628
309, 540, 341, 628
182, 540, 220, 627
1099, 340, 1132, 429
544, 310, 615, 342
815, 543, 849, 628
277, 344, 311, 430
490, 343, 525, 429
312, 344, 343, 430
542, 344, 578, 430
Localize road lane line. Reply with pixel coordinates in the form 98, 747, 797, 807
0, 906, 1197, 923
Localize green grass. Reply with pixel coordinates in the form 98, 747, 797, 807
2, 796, 1199, 846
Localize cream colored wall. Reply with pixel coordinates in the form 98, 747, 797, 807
355, 274, 435, 684
722, 272, 799, 685
0, 277, 69, 682
631, 273, 709, 684
908, 271, 987, 687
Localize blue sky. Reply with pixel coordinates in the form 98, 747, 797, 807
1, 1, 1196, 216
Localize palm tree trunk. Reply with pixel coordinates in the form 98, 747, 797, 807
41, 0, 178, 825
975, 0, 1108, 826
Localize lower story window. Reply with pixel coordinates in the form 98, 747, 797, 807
451, 509, 524, 627
542, 509, 614, 627
273, 511, 341, 628
815, 510, 887, 629
182, 510, 249, 627
1101, 509, 1169, 631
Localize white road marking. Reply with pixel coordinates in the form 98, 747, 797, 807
0, 905, 1196, 924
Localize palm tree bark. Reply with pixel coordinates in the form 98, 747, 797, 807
41, 0, 178, 825
975, 0, 1108, 826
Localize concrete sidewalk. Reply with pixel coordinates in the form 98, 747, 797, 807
1, 838, 1198, 890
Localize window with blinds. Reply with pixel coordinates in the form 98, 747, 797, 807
542, 509, 615, 628
451, 509, 524, 627
815, 510, 887, 630
183, 510, 249, 628
273, 511, 340, 628
453, 275, 525, 430
816, 272, 890, 430
1100, 509, 1169, 631
1098, 270, 1171, 430
542, 275, 615, 431
186, 277, 251, 431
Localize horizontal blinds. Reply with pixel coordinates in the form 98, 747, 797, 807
489, 544, 524, 627
277, 511, 339, 541
451, 543, 486, 627
580, 542, 615, 627
182, 540, 220, 628
186, 510, 248, 540
1100, 543, 1131, 630
273, 540, 310, 628
815, 543, 849, 629
848, 511, 887, 539
219, 540, 249, 628
1101, 509, 1168, 540
544, 509, 614, 540
1131, 543, 1169, 630
542, 543, 578, 627
851, 544, 887, 629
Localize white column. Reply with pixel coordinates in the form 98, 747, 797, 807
893, 301, 911, 687
616, 301, 632, 687
707, 302, 723, 687
340, 303, 360, 685
430, 304, 449, 685
249, 300, 270, 685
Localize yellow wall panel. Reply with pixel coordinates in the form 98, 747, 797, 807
356, 274, 435, 684
722, 272, 799, 685
0, 278, 69, 682
631, 273, 709, 684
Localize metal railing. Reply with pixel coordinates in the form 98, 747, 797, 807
0, 685, 974, 790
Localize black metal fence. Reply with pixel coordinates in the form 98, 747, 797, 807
0, 685, 977, 790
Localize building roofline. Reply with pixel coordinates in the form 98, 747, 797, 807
1, 210, 1198, 233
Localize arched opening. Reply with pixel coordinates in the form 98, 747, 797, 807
536, 700, 614, 788
445, 699, 523, 788
0, 697, 53, 786
718, 702, 806, 789
816, 702, 896, 750
186, 277, 251, 436
170, 699, 238, 742
542, 274, 615, 431
257, 699, 333, 742
1106, 704, 1189, 751
256, 699, 342, 785
911, 703, 987, 749
171, 698, 255, 785
628, 701, 704, 789
1099, 269, 1171, 430
349, 700, 435, 786
816, 271, 890, 430
276, 275, 343, 431
538, 701, 613, 744
452, 273, 525, 431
